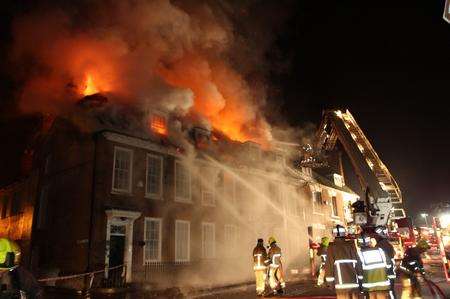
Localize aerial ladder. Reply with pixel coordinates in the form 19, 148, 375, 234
308, 109, 406, 228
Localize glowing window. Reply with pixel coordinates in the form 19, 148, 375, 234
150, 114, 167, 135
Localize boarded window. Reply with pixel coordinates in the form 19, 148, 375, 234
175, 220, 190, 262
146, 154, 163, 198
112, 147, 132, 192
202, 223, 215, 259
144, 218, 161, 262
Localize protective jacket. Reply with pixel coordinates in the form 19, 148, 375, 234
357, 247, 390, 292
400, 247, 424, 275
324, 238, 359, 290
267, 243, 285, 290
0, 266, 42, 299
317, 244, 328, 262
376, 237, 396, 279
253, 244, 268, 270
267, 243, 282, 268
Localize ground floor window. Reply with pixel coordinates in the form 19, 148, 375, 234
175, 220, 190, 262
202, 222, 215, 259
224, 224, 238, 257
144, 218, 162, 263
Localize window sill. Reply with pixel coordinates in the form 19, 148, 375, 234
174, 198, 193, 204
111, 190, 133, 196
145, 195, 163, 201
202, 203, 216, 207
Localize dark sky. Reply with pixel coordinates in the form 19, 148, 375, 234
270, 1, 450, 220
1, 1, 449, 222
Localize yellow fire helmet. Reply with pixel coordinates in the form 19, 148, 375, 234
0, 238, 21, 269
416, 239, 430, 251
268, 236, 277, 245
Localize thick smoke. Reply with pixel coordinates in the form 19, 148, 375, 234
10, 0, 274, 145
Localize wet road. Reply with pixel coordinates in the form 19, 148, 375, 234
43, 278, 450, 299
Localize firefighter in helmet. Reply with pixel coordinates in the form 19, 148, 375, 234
357, 233, 390, 299
316, 236, 330, 286
399, 239, 430, 298
0, 238, 42, 299
374, 226, 397, 299
252, 239, 268, 296
266, 236, 285, 295
324, 225, 360, 299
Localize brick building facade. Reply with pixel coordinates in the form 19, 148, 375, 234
0, 103, 358, 289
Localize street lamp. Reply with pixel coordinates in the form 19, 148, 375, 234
421, 213, 429, 228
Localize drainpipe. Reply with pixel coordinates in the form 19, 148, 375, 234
86, 132, 99, 273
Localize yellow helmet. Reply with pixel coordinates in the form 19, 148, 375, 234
0, 238, 21, 269
416, 239, 430, 251
268, 236, 277, 245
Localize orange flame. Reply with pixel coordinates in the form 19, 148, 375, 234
83, 74, 99, 96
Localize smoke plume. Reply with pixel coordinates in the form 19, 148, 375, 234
10, 0, 276, 145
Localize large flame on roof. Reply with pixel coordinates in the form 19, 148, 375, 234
11, 0, 271, 145
83, 74, 99, 96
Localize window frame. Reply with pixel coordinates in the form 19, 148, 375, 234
150, 113, 168, 135
175, 220, 190, 262
201, 167, 217, 207
145, 154, 164, 200
201, 222, 216, 259
224, 224, 238, 258
331, 196, 339, 217
143, 217, 162, 264
174, 161, 191, 203
312, 190, 325, 216
111, 146, 133, 194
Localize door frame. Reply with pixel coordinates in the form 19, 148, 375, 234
105, 209, 141, 283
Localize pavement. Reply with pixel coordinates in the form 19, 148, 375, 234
194, 278, 450, 299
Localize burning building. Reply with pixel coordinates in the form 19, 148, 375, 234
0, 0, 361, 292
0, 95, 358, 290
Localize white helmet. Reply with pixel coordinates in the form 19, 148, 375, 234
332, 225, 346, 237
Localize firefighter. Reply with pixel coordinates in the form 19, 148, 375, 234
252, 238, 268, 296
316, 236, 330, 286
399, 239, 430, 299
357, 234, 391, 299
0, 238, 42, 299
324, 225, 360, 299
266, 236, 285, 295
374, 226, 397, 299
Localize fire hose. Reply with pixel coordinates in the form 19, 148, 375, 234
423, 277, 446, 298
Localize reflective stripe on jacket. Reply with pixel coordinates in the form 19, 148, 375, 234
358, 247, 390, 292
324, 238, 359, 290
253, 244, 268, 270
376, 238, 396, 279
268, 243, 282, 268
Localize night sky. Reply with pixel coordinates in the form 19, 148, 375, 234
1, 1, 449, 223
270, 1, 450, 222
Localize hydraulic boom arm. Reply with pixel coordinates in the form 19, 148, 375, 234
314, 110, 405, 227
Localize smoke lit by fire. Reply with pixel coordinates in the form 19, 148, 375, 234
11, 0, 272, 145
